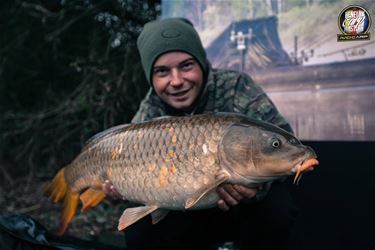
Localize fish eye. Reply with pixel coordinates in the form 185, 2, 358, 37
272, 139, 281, 148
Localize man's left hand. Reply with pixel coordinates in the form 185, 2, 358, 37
216, 184, 258, 211
102, 180, 122, 200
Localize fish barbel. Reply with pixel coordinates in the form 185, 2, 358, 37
45, 113, 318, 234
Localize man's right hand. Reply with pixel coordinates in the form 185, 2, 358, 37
216, 184, 258, 211
102, 180, 122, 200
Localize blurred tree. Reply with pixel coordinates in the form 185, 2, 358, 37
0, 0, 160, 188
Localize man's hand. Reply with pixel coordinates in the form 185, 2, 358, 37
102, 180, 122, 200
216, 184, 258, 211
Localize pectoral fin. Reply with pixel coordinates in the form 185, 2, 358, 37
185, 172, 230, 209
151, 209, 169, 224
118, 205, 159, 231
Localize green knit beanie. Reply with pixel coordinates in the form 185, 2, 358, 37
137, 18, 208, 85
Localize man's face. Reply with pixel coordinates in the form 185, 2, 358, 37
152, 51, 204, 111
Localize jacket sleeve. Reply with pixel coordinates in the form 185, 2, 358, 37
233, 73, 293, 133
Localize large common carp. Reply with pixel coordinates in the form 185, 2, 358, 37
45, 113, 318, 235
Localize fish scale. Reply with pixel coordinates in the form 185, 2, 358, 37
45, 113, 319, 234
104, 116, 223, 208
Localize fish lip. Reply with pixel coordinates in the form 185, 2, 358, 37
292, 157, 319, 184
291, 157, 319, 173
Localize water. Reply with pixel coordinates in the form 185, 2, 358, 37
268, 85, 375, 141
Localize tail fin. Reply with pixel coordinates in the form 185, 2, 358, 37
59, 188, 79, 235
45, 168, 67, 203
45, 168, 79, 235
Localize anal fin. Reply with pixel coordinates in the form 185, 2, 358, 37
80, 188, 106, 212
118, 205, 158, 231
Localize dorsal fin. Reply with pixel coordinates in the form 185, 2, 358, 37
151, 115, 172, 121
83, 123, 132, 150
81, 117, 171, 151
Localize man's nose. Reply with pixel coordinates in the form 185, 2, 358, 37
170, 68, 183, 87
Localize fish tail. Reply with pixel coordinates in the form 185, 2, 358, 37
45, 168, 67, 203
59, 188, 79, 235
44, 168, 79, 235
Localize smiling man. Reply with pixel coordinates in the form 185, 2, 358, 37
151, 52, 203, 110
104, 18, 297, 250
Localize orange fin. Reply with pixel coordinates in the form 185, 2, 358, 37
44, 168, 80, 235
118, 205, 158, 231
59, 188, 79, 235
80, 188, 106, 212
45, 168, 67, 203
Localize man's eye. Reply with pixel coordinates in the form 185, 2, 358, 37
181, 62, 193, 71
153, 68, 168, 76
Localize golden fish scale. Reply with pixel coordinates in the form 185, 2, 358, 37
64, 115, 236, 209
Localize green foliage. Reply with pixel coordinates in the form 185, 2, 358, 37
0, 0, 160, 180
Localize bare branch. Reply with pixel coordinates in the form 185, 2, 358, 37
0, 164, 14, 186
21, 2, 59, 18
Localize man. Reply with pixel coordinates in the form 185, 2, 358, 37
104, 18, 297, 250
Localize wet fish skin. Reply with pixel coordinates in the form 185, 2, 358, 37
66, 114, 230, 208
45, 113, 318, 234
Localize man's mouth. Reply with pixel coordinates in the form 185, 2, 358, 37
168, 88, 191, 97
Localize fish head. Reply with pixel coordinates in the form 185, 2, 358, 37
219, 122, 318, 184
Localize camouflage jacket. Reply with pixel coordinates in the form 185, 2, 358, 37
132, 67, 292, 133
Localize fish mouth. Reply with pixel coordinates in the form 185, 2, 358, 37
292, 158, 319, 184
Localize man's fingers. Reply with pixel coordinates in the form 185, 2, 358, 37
102, 180, 122, 199
222, 184, 244, 201
216, 184, 260, 211
217, 187, 239, 206
217, 199, 230, 211
102, 180, 111, 193
109, 186, 121, 198
233, 184, 258, 199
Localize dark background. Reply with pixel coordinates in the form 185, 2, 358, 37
289, 141, 375, 250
